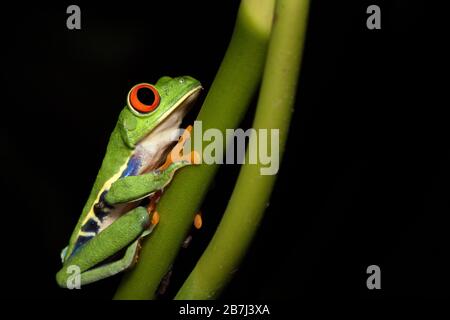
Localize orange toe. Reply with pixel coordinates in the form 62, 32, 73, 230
194, 212, 202, 229
151, 211, 160, 226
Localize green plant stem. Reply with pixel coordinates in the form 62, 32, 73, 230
175, 0, 310, 300
114, 0, 275, 300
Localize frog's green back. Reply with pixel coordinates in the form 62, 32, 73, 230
65, 127, 133, 260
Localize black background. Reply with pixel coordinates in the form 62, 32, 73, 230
0, 0, 447, 300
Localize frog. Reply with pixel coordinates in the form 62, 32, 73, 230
56, 76, 202, 288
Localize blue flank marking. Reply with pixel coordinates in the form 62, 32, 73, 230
99, 190, 108, 203
81, 218, 100, 233
70, 235, 93, 259
69, 155, 142, 260
120, 155, 141, 177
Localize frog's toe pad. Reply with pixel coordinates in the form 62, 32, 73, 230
194, 212, 202, 229
151, 211, 160, 226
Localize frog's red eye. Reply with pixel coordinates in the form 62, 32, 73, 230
128, 83, 160, 113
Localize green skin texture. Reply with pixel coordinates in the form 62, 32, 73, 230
105, 162, 188, 205
56, 76, 201, 288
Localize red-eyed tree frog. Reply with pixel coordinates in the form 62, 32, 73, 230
56, 76, 202, 288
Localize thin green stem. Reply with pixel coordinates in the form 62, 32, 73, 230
114, 0, 275, 300
175, 0, 310, 299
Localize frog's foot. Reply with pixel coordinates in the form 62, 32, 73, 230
146, 199, 160, 226
194, 211, 202, 229
181, 212, 202, 249
159, 125, 200, 171
151, 211, 160, 226
146, 191, 161, 226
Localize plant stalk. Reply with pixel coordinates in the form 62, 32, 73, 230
175, 0, 310, 299
114, 0, 275, 300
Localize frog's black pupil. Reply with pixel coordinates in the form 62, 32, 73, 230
137, 87, 155, 105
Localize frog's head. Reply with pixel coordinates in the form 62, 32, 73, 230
118, 76, 202, 148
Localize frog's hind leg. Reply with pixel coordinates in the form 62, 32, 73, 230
78, 237, 144, 286
78, 211, 159, 286
56, 207, 154, 288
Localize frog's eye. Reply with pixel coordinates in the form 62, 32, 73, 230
127, 83, 160, 114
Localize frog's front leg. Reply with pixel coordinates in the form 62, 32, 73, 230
56, 206, 153, 288
105, 160, 190, 205
105, 126, 198, 205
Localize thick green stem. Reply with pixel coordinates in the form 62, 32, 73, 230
175, 0, 310, 300
114, 0, 275, 300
